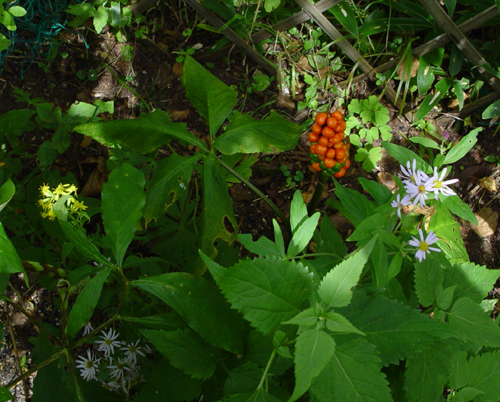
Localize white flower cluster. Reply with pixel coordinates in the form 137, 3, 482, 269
75, 326, 151, 394
390, 160, 459, 262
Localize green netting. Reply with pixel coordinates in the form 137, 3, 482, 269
0, 0, 88, 78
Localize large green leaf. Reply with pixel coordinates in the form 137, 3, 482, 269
0, 386, 12, 402
0, 222, 25, 274
182, 55, 237, 138
414, 259, 445, 307
198, 153, 238, 273
337, 291, 454, 365
447, 297, 500, 348
74, 109, 202, 153
443, 128, 480, 165
428, 201, 468, 262
290, 328, 335, 402
0, 179, 15, 213
132, 272, 245, 354
358, 177, 392, 206
214, 111, 302, 155
67, 266, 113, 337
224, 388, 282, 402
310, 338, 392, 402
318, 237, 376, 308
443, 262, 499, 304
143, 154, 200, 223
461, 351, 500, 401
136, 358, 202, 402
441, 195, 477, 225
313, 212, 347, 268
224, 362, 262, 396
415, 77, 453, 121
287, 212, 320, 258
403, 340, 454, 402
59, 220, 110, 266
141, 328, 219, 380
381, 141, 431, 173
213, 256, 313, 335
237, 234, 283, 258
327, 180, 375, 227
102, 163, 145, 267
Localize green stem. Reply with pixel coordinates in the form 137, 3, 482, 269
257, 349, 277, 390
219, 159, 290, 230
307, 174, 329, 216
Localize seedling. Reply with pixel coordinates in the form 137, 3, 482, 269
280, 164, 304, 187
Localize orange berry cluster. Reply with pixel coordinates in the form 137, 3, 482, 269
308, 110, 350, 178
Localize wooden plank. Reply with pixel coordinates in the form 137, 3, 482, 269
419, 0, 500, 95
184, 0, 278, 77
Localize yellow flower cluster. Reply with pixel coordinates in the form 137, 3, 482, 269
38, 183, 88, 221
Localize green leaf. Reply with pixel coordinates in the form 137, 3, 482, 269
7, 6, 26, 17
0, 222, 25, 274
452, 79, 465, 111
318, 237, 376, 308
132, 272, 245, 354
215, 256, 313, 335
348, 99, 363, 114
441, 195, 477, 225
0, 179, 15, 213
0, 386, 12, 402
137, 358, 202, 402
361, 147, 382, 171
59, 220, 109, 266
310, 338, 392, 402
182, 55, 237, 138
237, 234, 282, 258
482, 98, 500, 119
337, 291, 453, 365
74, 109, 202, 153
462, 351, 500, 401
348, 204, 396, 243
0, 109, 35, 138
273, 219, 286, 257
447, 297, 500, 348
449, 350, 470, 389
143, 154, 199, 223
67, 266, 113, 337
290, 190, 308, 233
93, 5, 108, 33
224, 388, 282, 402
264, 0, 280, 12
327, 180, 375, 227
450, 387, 484, 402
198, 153, 237, 269
330, 3, 358, 37
325, 312, 365, 336
443, 128, 481, 165
409, 136, 440, 150
428, 201, 468, 262
37, 141, 57, 167
414, 259, 444, 307
102, 163, 145, 267
284, 307, 320, 327
141, 328, 219, 380
224, 362, 262, 396
215, 111, 301, 155
382, 141, 432, 173
443, 262, 499, 304
290, 328, 335, 402
415, 77, 453, 121
417, 57, 435, 95
287, 212, 320, 258
403, 340, 453, 402
358, 177, 392, 206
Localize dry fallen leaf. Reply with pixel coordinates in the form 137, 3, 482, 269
81, 156, 108, 197
377, 172, 397, 191
471, 207, 499, 237
276, 93, 295, 109
80, 136, 92, 148
397, 56, 419, 80
169, 109, 191, 121
172, 62, 183, 76
479, 177, 498, 193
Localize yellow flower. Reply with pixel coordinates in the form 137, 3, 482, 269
67, 184, 78, 194
72, 200, 88, 212
39, 184, 51, 197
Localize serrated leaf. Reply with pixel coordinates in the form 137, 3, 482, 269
237, 234, 282, 258
182, 55, 237, 138
143, 154, 199, 223
283, 307, 319, 327
436, 285, 456, 310
102, 163, 145, 267
348, 99, 363, 114
310, 338, 392, 402
224, 362, 262, 396
443, 262, 499, 304
215, 111, 301, 155
140, 328, 219, 380
133, 272, 245, 354
74, 109, 202, 153
443, 128, 480, 165
414, 259, 444, 307
404, 340, 453, 402
224, 388, 282, 402
67, 267, 113, 337
314, 213, 347, 267
337, 291, 454, 365
379, 125, 392, 141
450, 387, 484, 402
318, 237, 376, 308
449, 350, 470, 389
290, 328, 335, 402
216, 257, 313, 335
465, 351, 500, 401
447, 297, 500, 348
325, 312, 365, 335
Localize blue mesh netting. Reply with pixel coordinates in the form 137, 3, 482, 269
0, 0, 87, 78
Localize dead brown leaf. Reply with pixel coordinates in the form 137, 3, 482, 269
169, 109, 191, 121
80, 136, 92, 148
479, 177, 498, 193
397, 56, 419, 80
172, 62, 183, 76
276, 94, 295, 109
377, 172, 397, 191
81, 156, 108, 197
471, 207, 499, 237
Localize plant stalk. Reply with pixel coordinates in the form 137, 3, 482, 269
307, 173, 328, 216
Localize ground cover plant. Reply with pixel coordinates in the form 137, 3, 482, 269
0, 0, 500, 401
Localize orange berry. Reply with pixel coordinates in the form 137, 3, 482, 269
335, 120, 346, 132
326, 117, 338, 130
344, 159, 351, 169
331, 111, 343, 121
315, 113, 328, 126
322, 126, 335, 138
311, 124, 322, 135
308, 132, 320, 143
316, 144, 327, 156
311, 162, 322, 172
335, 148, 346, 160
326, 148, 336, 159
323, 158, 336, 169
334, 167, 346, 178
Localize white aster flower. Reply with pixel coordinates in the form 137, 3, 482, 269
75, 350, 101, 381
108, 376, 128, 394
95, 328, 121, 358
404, 173, 434, 207
426, 167, 459, 200
409, 229, 441, 262
120, 339, 145, 366
126, 364, 145, 384
107, 357, 131, 379
83, 322, 94, 336
400, 159, 428, 184
391, 193, 413, 218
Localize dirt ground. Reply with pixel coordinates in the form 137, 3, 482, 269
0, 4, 500, 400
